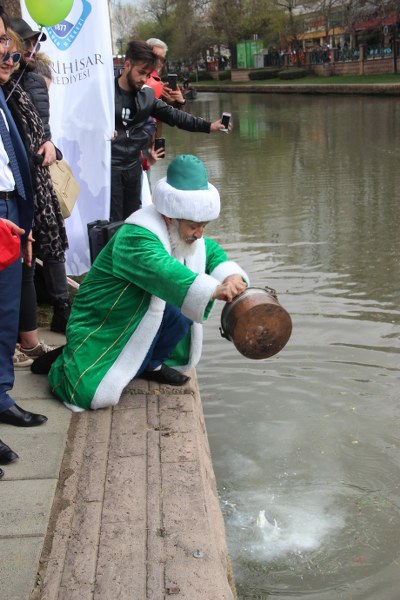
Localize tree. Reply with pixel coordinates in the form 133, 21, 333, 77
277, 0, 307, 52
169, 0, 217, 67
111, 3, 140, 54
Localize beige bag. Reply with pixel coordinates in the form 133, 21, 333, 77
49, 159, 80, 218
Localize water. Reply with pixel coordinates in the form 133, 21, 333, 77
151, 92, 400, 599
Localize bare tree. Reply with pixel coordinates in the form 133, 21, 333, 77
111, 3, 140, 53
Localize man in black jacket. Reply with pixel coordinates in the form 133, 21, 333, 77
111, 40, 224, 221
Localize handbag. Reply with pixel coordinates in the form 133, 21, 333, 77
49, 159, 80, 218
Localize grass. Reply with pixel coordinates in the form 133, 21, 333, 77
194, 72, 400, 86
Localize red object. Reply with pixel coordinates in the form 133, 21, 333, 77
0, 220, 21, 270
146, 71, 163, 99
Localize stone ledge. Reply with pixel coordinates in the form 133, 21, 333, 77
31, 372, 236, 600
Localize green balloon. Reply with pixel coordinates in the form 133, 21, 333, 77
25, 0, 74, 27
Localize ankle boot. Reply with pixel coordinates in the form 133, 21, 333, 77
50, 298, 71, 334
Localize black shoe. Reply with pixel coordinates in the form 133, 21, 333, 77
0, 439, 19, 464
140, 364, 190, 386
50, 298, 71, 334
31, 345, 64, 375
0, 467, 4, 479
0, 404, 47, 427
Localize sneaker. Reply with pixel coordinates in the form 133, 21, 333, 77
13, 348, 34, 368
19, 341, 58, 359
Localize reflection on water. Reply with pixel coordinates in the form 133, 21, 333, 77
151, 92, 400, 600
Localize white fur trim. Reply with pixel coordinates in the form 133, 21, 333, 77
141, 171, 152, 207
91, 296, 165, 409
210, 261, 250, 285
174, 322, 203, 372
63, 402, 86, 413
125, 205, 171, 252
152, 177, 220, 221
181, 273, 219, 322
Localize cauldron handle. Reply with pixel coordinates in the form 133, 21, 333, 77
265, 285, 277, 298
219, 326, 229, 340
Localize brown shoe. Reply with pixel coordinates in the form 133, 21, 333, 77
20, 341, 57, 358
13, 348, 33, 369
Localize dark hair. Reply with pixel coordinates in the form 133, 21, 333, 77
124, 40, 157, 70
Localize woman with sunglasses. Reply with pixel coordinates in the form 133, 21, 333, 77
1, 28, 69, 365
8, 24, 71, 336
8, 19, 56, 167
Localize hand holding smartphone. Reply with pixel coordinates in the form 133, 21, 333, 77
154, 137, 166, 158
221, 112, 231, 133
167, 73, 178, 91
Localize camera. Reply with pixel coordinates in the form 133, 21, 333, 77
154, 137, 166, 157
221, 112, 231, 131
167, 73, 178, 91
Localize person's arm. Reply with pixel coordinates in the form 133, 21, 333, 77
150, 93, 224, 133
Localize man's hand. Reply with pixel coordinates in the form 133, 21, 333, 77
0, 218, 25, 237
210, 118, 232, 133
212, 275, 247, 303
22, 230, 34, 267
161, 83, 185, 106
37, 141, 57, 166
147, 144, 166, 166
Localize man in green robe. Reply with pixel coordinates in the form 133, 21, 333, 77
36, 155, 249, 411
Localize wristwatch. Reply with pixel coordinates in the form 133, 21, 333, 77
178, 98, 186, 106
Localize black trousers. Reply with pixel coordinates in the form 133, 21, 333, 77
110, 164, 142, 221
20, 258, 69, 332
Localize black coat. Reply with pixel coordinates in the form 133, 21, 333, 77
15, 67, 52, 143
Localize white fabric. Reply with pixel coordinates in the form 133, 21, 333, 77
0, 110, 15, 191
141, 171, 152, 207
152, 177, 220, 221
21, 0, 115, 275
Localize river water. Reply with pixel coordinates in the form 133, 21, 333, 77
150, 92, 400, 600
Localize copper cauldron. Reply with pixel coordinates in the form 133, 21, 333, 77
220, 286, 292, 360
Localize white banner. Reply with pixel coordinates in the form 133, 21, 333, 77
21, 0, 114, 274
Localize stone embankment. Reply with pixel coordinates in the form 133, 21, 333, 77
0, 329, 236, 600
195, 82, 400, 96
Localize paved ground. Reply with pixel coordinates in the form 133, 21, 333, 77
0, 329, 235, 600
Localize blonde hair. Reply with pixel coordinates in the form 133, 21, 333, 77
6, 28, 24, 72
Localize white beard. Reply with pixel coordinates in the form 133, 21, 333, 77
169, 219, 198, 259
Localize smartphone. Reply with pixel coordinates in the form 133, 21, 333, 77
221, 112, 231, 131
167, 73, 178, 91
154, 137, 166, 157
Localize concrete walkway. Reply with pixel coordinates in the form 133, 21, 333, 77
0, 329, 235, 600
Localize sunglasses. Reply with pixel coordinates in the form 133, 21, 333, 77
23, 39, 41, 52
2, 52, 22, 64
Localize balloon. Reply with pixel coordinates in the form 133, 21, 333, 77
25, 0, 74, 28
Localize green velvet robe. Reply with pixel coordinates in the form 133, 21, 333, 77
48, 205, 249, 410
